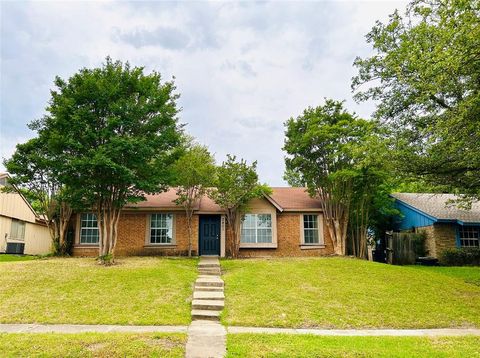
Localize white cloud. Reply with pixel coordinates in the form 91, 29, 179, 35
0, 0, 407, 184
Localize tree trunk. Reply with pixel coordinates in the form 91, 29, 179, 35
97, 201, 122, 265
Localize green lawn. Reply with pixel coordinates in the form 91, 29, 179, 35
0, 333, 186, 357
0, 257, 197, 325
226, 334, 480, 358
221, 257, 480, 328
0, 254, 38, 262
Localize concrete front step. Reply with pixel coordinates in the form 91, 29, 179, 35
196, 278, 224, 288
198, 263, 220, 268
195, 285, 224, 292
191, 309, 221, 321
192, 299, 224, 311
198, 271, 221, 276
194, 291, 225, 300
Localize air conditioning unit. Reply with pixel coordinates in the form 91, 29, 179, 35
6, 242, 25, 254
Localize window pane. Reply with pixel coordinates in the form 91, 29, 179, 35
257, 228, 272, 243
303, 215, 319, 244
459, 226, 480, 248
80, 213, 99, 244
243, 214, 256, 228
150, 214, 173, 244
241, 228, 256, 243
257, 214, 272, 228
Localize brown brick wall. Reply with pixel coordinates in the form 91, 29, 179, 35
239, 213, 334, 257
72, 211, 335, 258
72, 212, 199, 257
417, 223, 457, 258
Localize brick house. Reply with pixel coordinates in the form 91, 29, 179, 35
72, 187, 334, 257
392, 193, 480, 257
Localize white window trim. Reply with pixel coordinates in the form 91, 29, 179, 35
300, 213, 325, 249
240, 212, 278, 249
145, 213, 176, 246
76, 213, 100, 246
458, 226, 480, 248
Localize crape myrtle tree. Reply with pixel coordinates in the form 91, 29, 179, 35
208, 155, 270, 258
352, 0, 480, 203
284, 99, 392, 257
33, 58, 183, 264
4, 138, 72, 255
173, 143, 216, 256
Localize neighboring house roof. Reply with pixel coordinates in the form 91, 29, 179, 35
391, 193, 480, 225
127, 187, 321, 212
0, 172, 46, 225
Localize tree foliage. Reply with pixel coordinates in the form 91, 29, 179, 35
23, 57, 182, 263
353, 0, 480, 202
173, 144, 216, 256
284, 99, 393, 257
208, 155, 269, 258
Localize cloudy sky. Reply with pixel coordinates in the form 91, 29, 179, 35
0, 0, 407, 186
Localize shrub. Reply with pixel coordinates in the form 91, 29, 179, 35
439, 248, 480, 266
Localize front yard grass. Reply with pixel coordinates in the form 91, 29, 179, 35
0, 257, 197, 325
0, 332, 186, 357
0, 254, 38, 262
226, 334, 480, 358
221, 257, 480, 328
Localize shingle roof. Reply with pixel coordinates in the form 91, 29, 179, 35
391, 193, 480, 224
127, 187, 321, 212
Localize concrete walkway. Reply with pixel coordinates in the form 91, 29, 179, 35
0, 323, 187, 333
1, 323, 479, 337
186, 256, 226, 358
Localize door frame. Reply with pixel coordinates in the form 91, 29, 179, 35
198, 214, 222, 256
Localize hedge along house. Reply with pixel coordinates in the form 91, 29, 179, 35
71, 187, 334, 257
0, 173, 51, 255
391, 193, 480, 258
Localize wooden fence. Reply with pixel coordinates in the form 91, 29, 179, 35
386, 231, 422, 265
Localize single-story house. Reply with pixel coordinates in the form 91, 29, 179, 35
72, 187, 334, 257
391, 193, 480, 257
0, 173, 51, 255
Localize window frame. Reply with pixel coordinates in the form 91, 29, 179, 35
146, 213, 176, 246
458, 225, 480, 248
300, 213, 325, 248
240, 213, 273, 245
78, 213, 99, 245
10, 219, 26, 241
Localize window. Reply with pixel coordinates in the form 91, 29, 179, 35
10, 219, 26, 240
241, 214, 272, 244
150, 214, 174, 244
303, 215, 319, 244
459, 226, 479, 248
80, 213, 99, 244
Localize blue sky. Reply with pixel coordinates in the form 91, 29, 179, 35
0, 0, 407, 186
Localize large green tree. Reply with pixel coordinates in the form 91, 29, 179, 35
284, 99, 391, 256
28, 58, 182, 263
352, 0, 480, 202
208, 155, 269, 258
173, 144, 216, 256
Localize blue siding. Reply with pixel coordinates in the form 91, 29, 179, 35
394, 200, 436, 230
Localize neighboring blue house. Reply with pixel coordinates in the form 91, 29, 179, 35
391, 193, 480, 258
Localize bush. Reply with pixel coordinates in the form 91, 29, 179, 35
439, 248, 480, 266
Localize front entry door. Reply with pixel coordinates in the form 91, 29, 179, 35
199, 215, 221, 256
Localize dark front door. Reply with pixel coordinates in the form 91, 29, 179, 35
199, 215, 221, 256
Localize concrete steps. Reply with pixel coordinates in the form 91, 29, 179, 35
194, 291, 225, 300
191, 257, 224, 322
191, 309, 222, 321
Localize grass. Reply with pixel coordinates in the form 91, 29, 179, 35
0, 332, 186, 357
0, 257, 197, 325
226, 334, 480, 358
221, 257, 480, 328
0, 254, 38, 262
